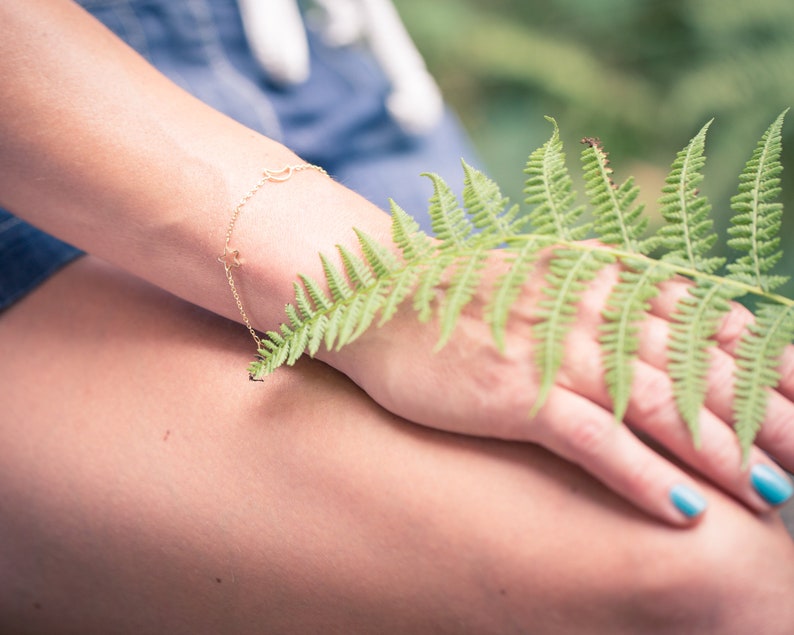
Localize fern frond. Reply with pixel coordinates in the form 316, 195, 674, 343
531, 248, 615, 414
524, 117, 588, 240
727, 109, 789, 292
667, 281, 738, 444
248, 114, 794, 461
581, 137, 649, 252
658, 120, 725, 274
733, 303, 794, 463
599, 260, 673, 421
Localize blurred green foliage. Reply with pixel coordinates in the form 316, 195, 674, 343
395, 0, 794, 282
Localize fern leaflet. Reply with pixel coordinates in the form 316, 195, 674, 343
658, 120, 725, 274
727, 109, 789, 292
600, 260, 673, 422
733, 303, 794, 462
524, 116, 588, 240
531, 248, 614, 414
581, 137, 648, 252
667, 281, 738, 444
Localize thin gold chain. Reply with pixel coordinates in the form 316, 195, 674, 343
218, 163, 327, 349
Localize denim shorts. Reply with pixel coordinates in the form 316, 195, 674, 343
0, 0, 476, 311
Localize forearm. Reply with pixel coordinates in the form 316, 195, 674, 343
0, 0, 392, 327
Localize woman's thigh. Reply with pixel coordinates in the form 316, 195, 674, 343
1, 257, 793, 635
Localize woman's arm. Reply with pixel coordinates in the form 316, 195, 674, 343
0, 0, 392, 326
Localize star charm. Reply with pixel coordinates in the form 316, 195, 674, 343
218, 246, 241, 269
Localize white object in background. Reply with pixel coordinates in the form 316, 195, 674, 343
357, 0, 444, 135
313, 0, 366, 46
238, 0, 443, 135
237, 0, 310, 85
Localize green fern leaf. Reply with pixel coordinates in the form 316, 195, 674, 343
286, 323, 310, 365
532, 248, 615, 414
424, 172, 474, 247
321, 253, 354, 302
306, 314, 329, 357
600, 260, 673, 421
436, 248, 488, 349
354, 228, 401, 278
727, 109, 789, 292
413, 253, 454, 323
658, 120, 725, 274
253, 330, 289, 374
338, 245, 375, 290
323, 303, 347, 351
485, 238, 545, 352
293, 282, 316, 321
390, 200, 436, 262
248, 114, 794, 461
335, 294, 367, 348
461, 159, 525, 239
378, 267, 419, 325
284, 302, 303, 329
733, 303, 794, 462
667, 280, 738, 444
346, 279, 393, 344
581, 137, 648, 252
524, 117, 588, 240
299, 273, 332, 312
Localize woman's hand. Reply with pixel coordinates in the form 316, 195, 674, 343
320, 246, 794, 526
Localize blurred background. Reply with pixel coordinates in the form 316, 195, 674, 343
395, 0, 794, 291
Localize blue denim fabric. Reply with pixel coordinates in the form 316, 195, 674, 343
0, 212, 83, 309
0, 0, 477, 310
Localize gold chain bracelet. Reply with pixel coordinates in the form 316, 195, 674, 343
218, 163, 327, 349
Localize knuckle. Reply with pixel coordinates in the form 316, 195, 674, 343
774, 345, 794, 386
716, 303, 754, 349
619, 456, 658, 498
699, 431, 743, 474
757, 403, 794, 449
560, 415, 613, 460
706, 348, 736, 395
629, 373, 677, 423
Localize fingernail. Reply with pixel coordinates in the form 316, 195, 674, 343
669, 484, 708, 518
750, 464, 793, 506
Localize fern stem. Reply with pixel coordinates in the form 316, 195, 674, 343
502, 236, 794, 308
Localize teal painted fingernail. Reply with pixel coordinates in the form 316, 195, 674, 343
750, 465, 793, 506
670, 484, 708, 518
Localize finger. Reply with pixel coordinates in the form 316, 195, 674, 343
556, 315, 793, 514
621, 355, 791, 513
648, 278, 794, 402
637, 310, 794, 471
530, 384, 709, 527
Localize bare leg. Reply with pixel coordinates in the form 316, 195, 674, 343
1, 257, 793, 635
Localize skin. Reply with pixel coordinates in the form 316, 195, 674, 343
1, 1, 794, 631
1, 256, 794, 634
